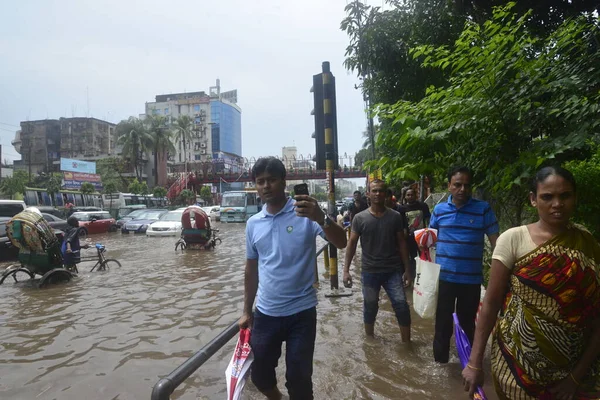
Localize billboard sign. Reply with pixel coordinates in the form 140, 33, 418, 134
63, 172, 103, 191
60, 158, 96, 174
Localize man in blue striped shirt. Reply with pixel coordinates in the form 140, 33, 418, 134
429, 166, 499, 363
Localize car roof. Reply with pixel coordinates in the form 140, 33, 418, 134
72, 211, 111, 216
0, 200, 26, 204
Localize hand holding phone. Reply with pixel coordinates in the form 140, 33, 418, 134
294, 183, 309, 196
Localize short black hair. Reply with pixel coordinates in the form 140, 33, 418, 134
369, 179, 387, 191
353, 190, 361, 195
531, 166, 576, 195
251, 157, 286, 181
448, 166, 472, 182
67, 216, 79, 227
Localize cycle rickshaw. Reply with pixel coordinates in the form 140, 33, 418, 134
0, 209, 121, 287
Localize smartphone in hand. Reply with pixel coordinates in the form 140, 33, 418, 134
294, 183, 309, 196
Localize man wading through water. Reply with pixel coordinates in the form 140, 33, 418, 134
343, 179, 413, 341
239, 157, 347, 400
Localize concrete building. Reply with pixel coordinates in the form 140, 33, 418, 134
145, 79, 241, 168
282, 146, 297, 170
11, 118, 117, 176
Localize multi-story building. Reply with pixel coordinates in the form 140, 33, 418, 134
282, 146, 297, 170
146, 80, 242, 190
11, 118, 117, 176
146, 80, 241, 166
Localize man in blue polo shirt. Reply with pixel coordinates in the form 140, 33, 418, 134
239, 157, 347, 400
429, 166, 499, 363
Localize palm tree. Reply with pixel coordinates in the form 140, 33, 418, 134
116, 117, 151, 181
146, 115, 175, 187
172, 115, 195, 178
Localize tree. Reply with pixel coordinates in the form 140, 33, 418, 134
0, 170, 28, 200
139, 181, 149, 205
153, 186, 167, 206
146, 114, 175, 187
180, 189, 195, 205
97, 157, 128, 192
116, 117, 152, 182
566, 144, 600, 239
370, 5, 600, 226
46, 174, 63, 207
128, 179, 142, 195
200, 185, 212, 205
172, 115, 195, 177
80, 182, 95, 195
103, 181, 117, 210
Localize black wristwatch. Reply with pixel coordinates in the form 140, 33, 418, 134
319, 214, 331, 229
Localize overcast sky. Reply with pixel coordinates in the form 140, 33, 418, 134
0, 0, 376, 166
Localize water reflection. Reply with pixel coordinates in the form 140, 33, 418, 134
0, 223, 497, 399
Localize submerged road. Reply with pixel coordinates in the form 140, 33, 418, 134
0, 223, 497, 399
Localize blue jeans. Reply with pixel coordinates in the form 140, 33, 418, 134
250, 307, 317, 400
361, 271, 411, 326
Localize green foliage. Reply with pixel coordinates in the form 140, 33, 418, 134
180, 189, 195, 205
116, 117, 152, 181
0, 170, 28, 199
138, 182, 149, 197
46, 174, 63, 206
566, 147, 600, 239
146, 114, 175, 185
341, 0, 464, 104
172, 115, 194, 167
80, 182, 95, 195
153, 186, 167, 199
97, 157, 128, 193
199, 185, 212, 204
369, 6, 600, 226
128, 179, 142, 195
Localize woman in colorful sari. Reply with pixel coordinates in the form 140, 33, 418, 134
463, 166, 600, 400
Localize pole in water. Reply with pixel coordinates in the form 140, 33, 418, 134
320, 61, 352, 298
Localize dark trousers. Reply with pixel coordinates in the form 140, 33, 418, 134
250, 307, 317, 400
433, 280, 481, 363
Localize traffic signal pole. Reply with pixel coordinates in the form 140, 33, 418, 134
322, 62, 339, 290
312, 62, 350, 296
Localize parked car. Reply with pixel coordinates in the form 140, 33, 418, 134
0, 217, 18, 260
0, 200, 26, 218
116, 208, 148, 229
122, 209, 168, 234
71, 211, 118, 235
41, 213, 71, 232
201, 206, 221, 222
146, 209, 185, 237
36, 206, 65, 219
67, 206, 102, 217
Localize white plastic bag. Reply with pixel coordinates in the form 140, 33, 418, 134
225, 328, 253, 400
412, 256, 441, 319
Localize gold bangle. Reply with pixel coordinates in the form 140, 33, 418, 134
467, 363, 482, 371
569, 373, 581, 386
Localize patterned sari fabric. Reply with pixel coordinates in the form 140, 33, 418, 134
492, 225, 600, 400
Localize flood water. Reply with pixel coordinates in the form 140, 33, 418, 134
0, 223, 498, 400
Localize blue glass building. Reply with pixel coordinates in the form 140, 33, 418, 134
210, 100, 241, 157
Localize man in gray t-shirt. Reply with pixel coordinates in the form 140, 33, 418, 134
343, 179, 412, 341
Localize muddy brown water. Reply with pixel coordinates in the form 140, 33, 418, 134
0, 223, 498, 400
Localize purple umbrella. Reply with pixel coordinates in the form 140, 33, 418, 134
453, 313, 488, 400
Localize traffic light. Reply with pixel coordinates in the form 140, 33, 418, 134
311, 62, 339, 171
311, 74, 325, 170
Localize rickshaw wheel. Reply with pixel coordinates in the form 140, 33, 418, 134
0, 266, 35, 285
39, 269, 74, 288
97, 259, 122, 271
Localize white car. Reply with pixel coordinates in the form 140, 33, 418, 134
202, 206, 220, 222
146, 209, 184, 236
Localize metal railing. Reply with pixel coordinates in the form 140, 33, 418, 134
150, 241, 332, 400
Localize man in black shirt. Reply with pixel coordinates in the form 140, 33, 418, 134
397, 188, 431, 277
347, 190, 367, 222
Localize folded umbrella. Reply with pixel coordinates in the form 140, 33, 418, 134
225, 328, 253, 400
453, 313, 488, 400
